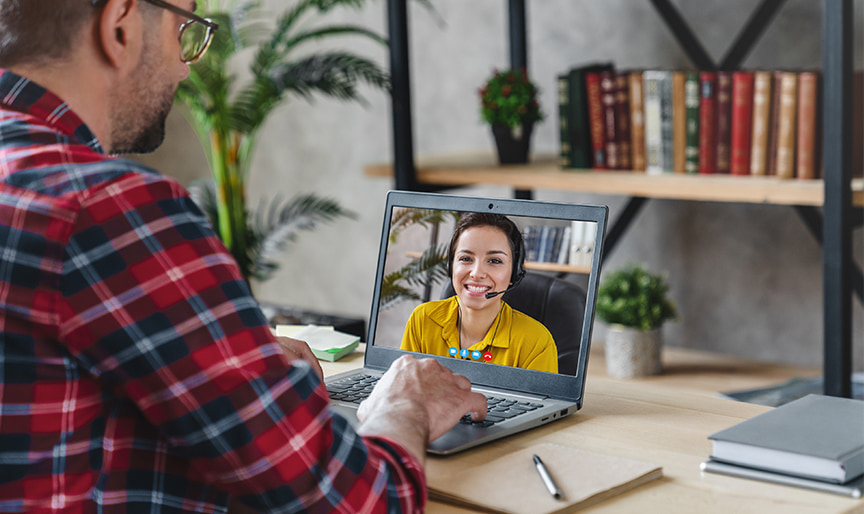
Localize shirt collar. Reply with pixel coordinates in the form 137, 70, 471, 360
0, 68, 104, 154
431, 297, 513, 350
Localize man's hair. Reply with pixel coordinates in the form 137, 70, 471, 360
0, 0, 96, 67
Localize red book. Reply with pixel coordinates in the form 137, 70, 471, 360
698, 72, 717, 174
730, 71, 755, 175
615, 72, 632, 170
600, 71, 619, 169
715, 71, 733, 173
585, 72, 607, 169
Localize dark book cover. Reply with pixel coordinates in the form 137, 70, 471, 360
715, 71, 733, 174
563, 62, 615, 169
601, 71, 620, 169
698, 71, 717, 174
586, 71, 607, 169
615, 72, 632, 170
684, 71, 700, 174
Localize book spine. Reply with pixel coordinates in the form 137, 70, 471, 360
684, 71, 700, 174
672, 71, 687, 174
730, 71, 754, 176
659, 72, 675, 172
569, 69, 593, 169
615, 72, 632, 170
796, 71, 819, 180
643, 71, 665, 174
749, 71, 773, 176
628, 71, 646, 171
601, 71, 620, 169
698, 71, 717, 174
766, 71, 785, 176
558, 73, 572, 168
585, 72, 607, 169
776, 72, 799, 179
715, 71, 733, 174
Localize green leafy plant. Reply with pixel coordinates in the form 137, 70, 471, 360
378, 209, 460, 310
176, 0, 393, 282
478, 68, 544, 129
596, 264, 678, 331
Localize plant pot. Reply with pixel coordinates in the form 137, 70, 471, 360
491, 123, 534, 164
604, 325, 663, 379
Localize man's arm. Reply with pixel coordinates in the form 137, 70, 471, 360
59, 168, 450, 511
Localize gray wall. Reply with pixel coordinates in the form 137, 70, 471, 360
136, 0, 863, 371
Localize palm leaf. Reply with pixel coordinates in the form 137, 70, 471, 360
270, 52, 390, 103
379, 243, 450, 310
247, 194, 356, 281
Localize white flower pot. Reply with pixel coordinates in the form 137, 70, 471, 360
604, 325, 663, 379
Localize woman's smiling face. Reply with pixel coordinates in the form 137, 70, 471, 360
452, 225, 513, 311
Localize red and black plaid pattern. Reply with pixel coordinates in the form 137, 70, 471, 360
0, 69, 425, 513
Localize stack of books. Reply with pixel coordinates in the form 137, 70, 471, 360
702, 394, 864, 498
557, 63, 864, 179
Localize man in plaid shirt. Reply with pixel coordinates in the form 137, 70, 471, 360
0, 0, 487, 512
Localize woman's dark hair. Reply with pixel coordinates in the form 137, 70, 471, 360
447, 212, 526, 284
0, 1, 96, 67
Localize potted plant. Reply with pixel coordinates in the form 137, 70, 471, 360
596, 264, 678, 378
478, 68, 544, 164
176, 0, 394, 284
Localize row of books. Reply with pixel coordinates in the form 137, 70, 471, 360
521, 221, 596, 268
557, 63, 863, 178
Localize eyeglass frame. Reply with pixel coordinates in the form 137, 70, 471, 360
90, 0, 219, 64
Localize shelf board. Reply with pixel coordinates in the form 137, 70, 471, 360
405, 251, 589, 275
365, 153, 864, 207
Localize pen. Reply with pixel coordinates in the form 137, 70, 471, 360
532, 454, 563, 500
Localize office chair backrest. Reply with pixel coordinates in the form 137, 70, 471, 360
440, 271, 587, 375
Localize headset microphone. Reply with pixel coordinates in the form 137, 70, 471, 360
484, 289, 508, 299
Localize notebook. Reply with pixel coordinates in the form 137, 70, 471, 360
324, 191, 608, 455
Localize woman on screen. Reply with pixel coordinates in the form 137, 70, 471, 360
400, 213, 558, 373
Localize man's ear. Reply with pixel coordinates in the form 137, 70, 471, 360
97, 0, 142, 69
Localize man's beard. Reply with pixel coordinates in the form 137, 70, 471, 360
109, 49, 176, 155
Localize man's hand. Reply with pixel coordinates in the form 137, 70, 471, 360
355, 355, 487, 462
276, 336, 324, 380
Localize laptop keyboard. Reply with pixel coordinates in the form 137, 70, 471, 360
326, 374, 544, 427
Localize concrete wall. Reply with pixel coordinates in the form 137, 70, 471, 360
136, 0, 863, 370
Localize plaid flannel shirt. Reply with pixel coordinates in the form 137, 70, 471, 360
0, 69, 425, 513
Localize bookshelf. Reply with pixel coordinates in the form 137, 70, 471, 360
379, 0, 859, 397
366, 153, 864, 207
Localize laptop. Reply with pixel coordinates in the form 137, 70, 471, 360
325, 191, 608, 454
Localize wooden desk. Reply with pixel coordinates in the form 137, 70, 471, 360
322, 346, 862, 513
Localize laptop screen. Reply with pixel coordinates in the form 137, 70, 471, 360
364, 191, 607, 404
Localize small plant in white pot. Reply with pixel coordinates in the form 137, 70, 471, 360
596, 264, 678, 379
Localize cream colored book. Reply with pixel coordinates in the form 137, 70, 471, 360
428, 443, 662, 514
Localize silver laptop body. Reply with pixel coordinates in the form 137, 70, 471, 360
325, 191, 608, 455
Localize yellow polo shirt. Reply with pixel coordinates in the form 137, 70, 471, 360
400, 296, 558, 373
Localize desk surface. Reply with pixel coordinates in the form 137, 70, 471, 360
321, 345, 862, 513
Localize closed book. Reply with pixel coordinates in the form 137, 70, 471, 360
730, 71, 754, 175
749, 71, 773, 176
628, 71, 646, 171
766, 71, 785, 176
659, 71, 675, 173
585, 71, 607, 169
715, 71, 733, 173
644, 70, 673, 174
566, 63, 615, 169
796, 71, 821, 180
557, 74, 572, 167
600, 71, 620, 169
684, 71, 700, 174
775, 71, 799, 179
698, 72, 718, 174
672, 71, 687, 173
615, 72, 632, 170
708, 394, 864, 484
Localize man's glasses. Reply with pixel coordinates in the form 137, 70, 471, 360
92, 0, 219, 63
143, 0, 218, 63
